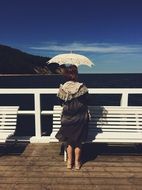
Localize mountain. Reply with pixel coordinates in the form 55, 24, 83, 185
0, 44, 53, 74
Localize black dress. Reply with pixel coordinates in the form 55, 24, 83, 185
55, 81, 89, 147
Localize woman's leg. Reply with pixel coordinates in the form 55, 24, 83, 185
75, 147, 81, 162
66, 145, 73, 168
75, 146, 81, 169
67, 145, 73, 161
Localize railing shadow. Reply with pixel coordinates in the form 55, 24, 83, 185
82, 106, 142, 163
0, 142, 29, 157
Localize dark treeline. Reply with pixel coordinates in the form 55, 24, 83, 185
0, 44, 62, 74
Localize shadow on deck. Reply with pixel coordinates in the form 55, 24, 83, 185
0, 142, 142, 190
82, 143, 142, 163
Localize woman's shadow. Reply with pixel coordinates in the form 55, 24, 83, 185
82, 106, 108, 163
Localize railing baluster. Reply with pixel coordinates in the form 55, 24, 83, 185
120, 92, 128, 107
34, 92, 41, 137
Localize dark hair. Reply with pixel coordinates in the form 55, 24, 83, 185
64, 65, 78, 82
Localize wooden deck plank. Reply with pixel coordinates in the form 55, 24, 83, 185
0, 184, 142, 190
1, 172, 142, 178
0, 177, 142, 185
1, 165, 142, 172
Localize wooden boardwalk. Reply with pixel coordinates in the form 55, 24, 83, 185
0, 143, 142, 190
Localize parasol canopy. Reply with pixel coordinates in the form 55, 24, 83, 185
47, 53, 94, 67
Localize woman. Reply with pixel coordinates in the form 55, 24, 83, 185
56, 65, 89, 170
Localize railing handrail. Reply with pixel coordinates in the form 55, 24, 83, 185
0, 88, 142, 94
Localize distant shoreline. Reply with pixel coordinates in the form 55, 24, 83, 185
0, 73, 142, 77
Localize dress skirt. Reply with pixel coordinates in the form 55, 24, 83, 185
56, 97, 89, 147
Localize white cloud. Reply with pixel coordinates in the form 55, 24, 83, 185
29, 42, 142, 54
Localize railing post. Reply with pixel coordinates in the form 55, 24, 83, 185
34, 93, 41, 137
120, 92, 128, 107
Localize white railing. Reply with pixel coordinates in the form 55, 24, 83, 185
0, 88, 142, 143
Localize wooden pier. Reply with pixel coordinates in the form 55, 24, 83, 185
0, 143, 142, 190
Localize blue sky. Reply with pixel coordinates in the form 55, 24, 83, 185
0, 0, 142, 73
